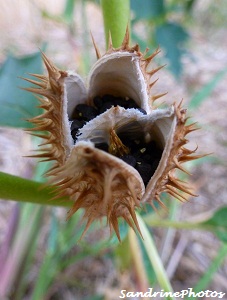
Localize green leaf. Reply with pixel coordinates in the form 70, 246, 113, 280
131, 0, 165, 20
63, 0, 77, 23
0, 52, 43, 128
189, 68, 227, 109
155, 22, 189, 77
202, 207, 227, 242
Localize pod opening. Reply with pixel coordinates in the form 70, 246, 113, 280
69, 105, 174, 186
95, 128, 163, 186
70, 117, 164, 186
88, 54, 149, 111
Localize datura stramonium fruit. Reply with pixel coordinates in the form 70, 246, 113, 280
24, 30, 202, 240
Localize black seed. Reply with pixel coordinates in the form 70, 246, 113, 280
74, 104, 98, 121
126, 98, 139, 109
120, 155, 137, 167
93, 95, 143, 114
136, 162, 153, 185
102, 94, 129, 110
95, 143, 109, 152
93, 96, 103, 108
99, 102, 113, 114
140, 147, 146, 153
134, 139, 141, 145
137, 108, 147, 115
146, 140, 156, 150
118, 137, 133, 149
156, 149, 163, 158
130, 140, 144, 153
148, 160, 160, 176
113, 97, 128, 108
70, 120, 85, 140
102, 94, 116, 103
150, 159, 160, 174
119, 136, 145, 153
132, 148, 143, 160
146, 141, 162, 158
136, 158, 144, 165
71, 119, 85, 130
134, 146, 149, 159
143, 154, 153, 163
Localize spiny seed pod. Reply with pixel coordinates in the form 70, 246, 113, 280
23, 29, 203, 240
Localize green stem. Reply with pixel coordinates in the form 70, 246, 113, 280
100, 0, 130, 48
137, 214, 175, 300
81, 0, 91, 74
160, 201, 179, 263
0, 172, 71, 208
128, 229, 149, 293
144, 217, 205, 231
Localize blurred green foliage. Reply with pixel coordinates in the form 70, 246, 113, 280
130, 0, 193, 76
0, 53, 43, 128
202, 207, 227, 243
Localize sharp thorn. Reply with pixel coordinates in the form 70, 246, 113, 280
151, 92, 168, 102
149, 78, 159, 89
90, 32, 101, 59
108, 30, 113, 50
121, 25, 130, 49
147, 65, 165, 76
20, 76, 47, 88
145, 47, 161, 62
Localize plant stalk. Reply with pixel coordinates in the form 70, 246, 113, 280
0, 172, 71, 208
137, 213, 175, 300
100, 0, 130, 48
144, 217, 204, 230
128, 229, 149, 294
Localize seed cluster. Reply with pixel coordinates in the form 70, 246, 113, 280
118, 135, 162, 185
70, 95, 146, 142
70, 95, 162, 185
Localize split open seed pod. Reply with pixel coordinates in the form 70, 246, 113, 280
24, 31, 202, 240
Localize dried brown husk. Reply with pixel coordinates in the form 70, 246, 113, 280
23, 31, 203, 240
